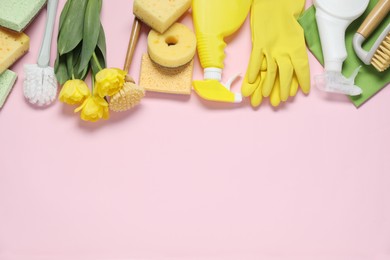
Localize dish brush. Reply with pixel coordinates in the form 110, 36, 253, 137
23, 0, 59, 106
109, 18, 145, 112
353, 0, 390, 72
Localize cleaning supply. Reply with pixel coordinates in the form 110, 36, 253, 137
0, 70, 17, 108
353, 0, 390, 72
129, 0, 192, 70
0, 28, 30, 74
241, 0, 310, 107
109, 15, 145, 112
192, 0, 251, 103
0, 0, 47, 32
23, 0, 59, 106
133, 0, 191, 34
139, 53, 194, 95
148, 23, 196, 68
298, 1, 390, 107
313, 0, 370, 96
110, 0, 191, 111
109, 75, 145, 112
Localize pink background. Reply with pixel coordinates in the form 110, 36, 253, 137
1, 1, 390, 259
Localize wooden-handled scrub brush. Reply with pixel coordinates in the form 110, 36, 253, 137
109, 18, 145, 112
353, 0, 390, 72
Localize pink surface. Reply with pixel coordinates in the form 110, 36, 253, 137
1, 1, 390, 260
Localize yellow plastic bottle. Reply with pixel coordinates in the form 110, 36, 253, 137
192, 0, 252, 103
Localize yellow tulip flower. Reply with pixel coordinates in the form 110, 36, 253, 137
95, 68, 127, 97
59, 79, 91, 105
74, 95, 109, 122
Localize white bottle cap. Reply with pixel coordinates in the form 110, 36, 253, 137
204, 68, 222, 81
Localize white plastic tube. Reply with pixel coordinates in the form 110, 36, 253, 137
313, 0, 369, 96
315, 9, 351, 72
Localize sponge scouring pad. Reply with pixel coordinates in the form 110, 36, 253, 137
0, 70, 17, 108
0, 0, 47, 32
0, 27, 30, 74
139, 53, 193, 95
133, 0, 191, 33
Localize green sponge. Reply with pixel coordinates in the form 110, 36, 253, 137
0, 70, 17, 108
0, 0, 47, 32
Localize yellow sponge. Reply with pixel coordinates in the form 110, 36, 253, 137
139, 53, 193, 95
148, 23, 197, 68
133, 0, 192, 33
0, 28, 30, 74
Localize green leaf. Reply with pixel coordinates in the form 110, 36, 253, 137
65, 42, 81, 77
78, 65, 89, 80
57, 0, 88, 55
58, 0, 72, 33
91, 48, 105, 77
78, 0, 102, 73
55, 53, 70, 85
96, 23, 107, 68
72, 43, 88, 79
66, 52, 74, 77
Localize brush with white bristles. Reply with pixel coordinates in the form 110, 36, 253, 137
24, 0, 59, 106
353, 0, 390, 72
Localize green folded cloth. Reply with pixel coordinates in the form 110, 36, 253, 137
298, 0, 390, 107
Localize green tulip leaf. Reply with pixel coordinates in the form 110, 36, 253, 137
66, 51, 74, 78
91, 48, 106, 77
66, 43, 82, 79
96, 23, 107, 67
58, 0, 88, 55
55, 53, 70, 86
58, 0, 72, 32
79, 65, 89, 81
78, 0, 102, 73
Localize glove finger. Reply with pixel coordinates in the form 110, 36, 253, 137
250, 71, 265, 107
262, 52, 277, 98
291, 51, 310, 94
276, 56, 293, 102
290, 74, 299, 97
242, 70, 261, 97
270, 75, 281, 107
248, 46, 264, 83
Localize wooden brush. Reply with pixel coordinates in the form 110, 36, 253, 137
353, 0, 390, 72
109, 18, 145, 112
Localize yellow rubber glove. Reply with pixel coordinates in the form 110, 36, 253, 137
241, 0, 310, 107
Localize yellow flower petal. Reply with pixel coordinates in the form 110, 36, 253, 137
74, 96, 110, 122
95, 68, 126, 97
59, 80, 91, 105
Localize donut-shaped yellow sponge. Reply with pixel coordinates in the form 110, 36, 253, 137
147, 23, 196, 68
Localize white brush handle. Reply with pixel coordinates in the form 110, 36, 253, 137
38, 0, 59, 67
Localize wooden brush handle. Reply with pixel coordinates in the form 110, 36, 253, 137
124, 17, 141, 72
358, 0, 390, 38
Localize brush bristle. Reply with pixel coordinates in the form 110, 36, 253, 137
109, 81, 145, 112
371, 34, 390, 72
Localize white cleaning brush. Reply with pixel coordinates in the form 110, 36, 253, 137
24, 0, 59, 106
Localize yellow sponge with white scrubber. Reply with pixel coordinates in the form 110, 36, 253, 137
133, 0, 192, 34
139, 53, 194, 95
0, 27, 30, 74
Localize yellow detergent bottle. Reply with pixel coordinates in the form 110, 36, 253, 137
192, 0, 252, 103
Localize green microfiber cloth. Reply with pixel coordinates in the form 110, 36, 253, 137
298, 0, 390, 107
0, 0, 47, 32
0, 70, 17, 108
